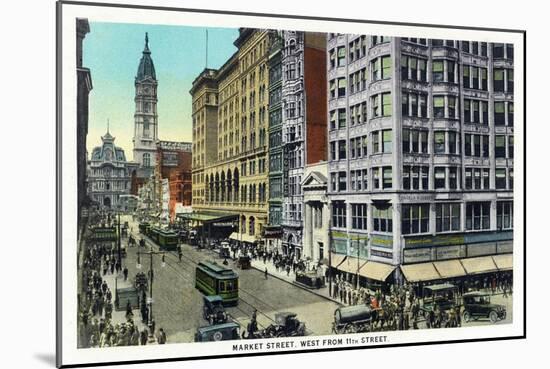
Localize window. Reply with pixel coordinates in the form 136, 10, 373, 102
448, 131, 457, 154
330, 141, 336, 160
402, 165, 428, 190
338, 108, 346, 128
382, 56, 392, 79
481, 68, 488, 90
143, 153, 151, 167
495, 135, 506, 158
494, 69, 505, 92
508, 102, 514, 126
509, 135, 514, 159
463, 65, 470, 88
332, 201, 347, 228
436, 203, 461, 232
495, 168, 507, 189
493, 43, 504, 58
465, 168, 490, 190
466, 202, 490, 230
373, 132, 379, 153
402, 204, 429, 234
494, 102, 503, 126
383, 130, 392, 153
373, 205, 392, 233
337, 47, 346, 66
382, 93, 392, 116
383, 167, 392, 189
338, 171, 347, 191
497, 201, 513, 230
434, 167, 446, 189
449, 167, 458, 189
337, 78, 346, 97
509, 169, 514, 189
472, 67, 479, 89
464, 100, 471, 123
447, 61, 455, 83
330, 110, 337, 130
434, 96, 445, 118
434, 131, 445, 154
433, 60, 444, 82
508, 69, 514, 92
351, 204, 368, 230
448, 96, 456, 118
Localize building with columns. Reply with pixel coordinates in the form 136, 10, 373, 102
87, 130, 132, 209
326, 35, 513, 287
280, 31, 327, 260
133, 33, 159, 168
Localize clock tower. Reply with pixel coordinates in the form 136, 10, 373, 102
133, 32, 158, 167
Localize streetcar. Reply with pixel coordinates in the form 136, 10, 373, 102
146, 226, 179, 251
195, 261, 239, 306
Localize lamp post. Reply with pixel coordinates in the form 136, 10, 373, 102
136, 246, 166, 341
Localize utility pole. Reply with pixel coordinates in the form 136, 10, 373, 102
137, 246, 166, 341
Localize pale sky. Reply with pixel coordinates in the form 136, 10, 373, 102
84, 21, 239, 160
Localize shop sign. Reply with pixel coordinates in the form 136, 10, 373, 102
497, 240, 513, 253
435, 245, 466, 260
403, 248, 431, 263
371, 249, 393, 259
370, 234, 393, 248
405, 234, 465, 248
467, 242, 497, 257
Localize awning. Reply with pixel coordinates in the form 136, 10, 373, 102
359, 261, 395, 282
492, 254, 513, 271
433, 259, 467, 279
229, 232, 257, 244
330, 253, 346, 268
177, 211, 238, 224
400, 263, 441, 282
460, 256, 498, 275
337, 256, 361, 274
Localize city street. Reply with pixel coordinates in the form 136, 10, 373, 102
121, 215, 341, 343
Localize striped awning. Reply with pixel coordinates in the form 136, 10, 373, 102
460, 256, 498, 275
359, 261, 395, 282
229, 232, 257, 244
400, 262, 441, 282
492, 254, 513, 271
433, 259, 467, 279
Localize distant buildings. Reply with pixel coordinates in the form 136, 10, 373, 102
87, 130, 131, 209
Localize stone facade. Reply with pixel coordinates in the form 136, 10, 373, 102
190, 29, 272, 244
326, 35, 514, 284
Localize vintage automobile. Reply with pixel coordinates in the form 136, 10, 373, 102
462, 291, 506, 323
203, 295, 228, 325
237, 255, 251, 269
263, 312, 306, 338
332, 304, 378, 334
295, 271, 325, 289
419, 283, 460, 317
194, 322, 241, 342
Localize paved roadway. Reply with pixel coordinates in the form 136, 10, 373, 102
119, 215, 513, 342
122, 216, 340, 343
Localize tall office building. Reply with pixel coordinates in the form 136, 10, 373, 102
326, 35, 514, 286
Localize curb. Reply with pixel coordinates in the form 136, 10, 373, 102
250, 263, 343, 307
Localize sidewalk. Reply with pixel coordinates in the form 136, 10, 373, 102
249, 258, 344, 306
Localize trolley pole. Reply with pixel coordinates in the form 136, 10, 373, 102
117, 212, 122, 265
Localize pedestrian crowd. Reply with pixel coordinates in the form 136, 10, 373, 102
78, 221, 167, 348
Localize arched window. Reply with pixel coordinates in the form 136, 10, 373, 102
241, 215, 246, 234
143, 153, 151, 167
249, 216, 255, 236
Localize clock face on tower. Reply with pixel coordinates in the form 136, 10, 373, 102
143, 86, 150, 94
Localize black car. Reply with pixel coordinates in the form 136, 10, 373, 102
203, 295, 228, 325
462, 291, 506, 323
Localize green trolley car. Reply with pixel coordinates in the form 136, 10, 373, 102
143, 226, 179, 251
195, 261, 239, 306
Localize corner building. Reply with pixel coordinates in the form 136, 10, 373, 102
190, 29, 271, 245
326, 35, 514, 289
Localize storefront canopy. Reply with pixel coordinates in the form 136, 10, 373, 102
177, 211, 238, 224
459, 256, 498, 275
400, 262, 441, 282
492, 254, 513, 271
433, 259, 467, 279
229, 232, 257, 244
359, 261, 395, 282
